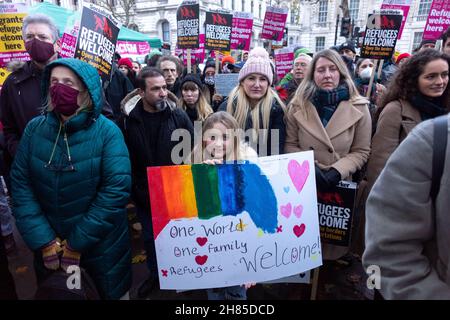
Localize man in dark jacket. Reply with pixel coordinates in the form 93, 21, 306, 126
122, 67, 194, 298
104, 63, 134, 122
0, 14, 60, 173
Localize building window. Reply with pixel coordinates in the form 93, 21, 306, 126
289, 36, 294, 45
251, 1, 254, 14
349, 0, 359, 22
316, 36, 325, 52
318, 0, 328, 27
161, 21, 170, 43
232, 0, 235, 11
417, 0, 432, 21
221, 0, 224, 6
259, 3, 262, 19
242, 0, 245, 11
413, 32, 423, 50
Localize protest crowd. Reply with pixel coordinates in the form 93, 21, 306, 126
1, 2, 450, 302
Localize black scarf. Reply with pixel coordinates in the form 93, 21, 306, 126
312, 84, 350, 127
410, 93, 447, 121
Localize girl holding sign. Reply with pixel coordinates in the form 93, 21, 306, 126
218, 47, 287, 156
285, 49, 372, 261
189, 111, 256, 299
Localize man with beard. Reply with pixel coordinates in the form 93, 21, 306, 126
157, 56, 183, 98
121, 68, 193, 298
280, 53, 312, 104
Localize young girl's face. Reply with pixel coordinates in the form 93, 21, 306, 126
204, 122, 233, 160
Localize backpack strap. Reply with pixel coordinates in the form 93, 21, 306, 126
431, 115, 448, 203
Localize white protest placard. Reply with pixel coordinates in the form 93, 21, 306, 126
147, 151, 323, 290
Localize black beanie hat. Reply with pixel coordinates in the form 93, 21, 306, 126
181, 74, 203, 90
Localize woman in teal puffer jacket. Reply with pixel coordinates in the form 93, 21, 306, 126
11, 58, 132, 300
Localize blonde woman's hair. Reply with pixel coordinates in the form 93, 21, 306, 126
289, 49, 361, 115
178, 81, 213, 121
190, 111, 244, 163
225, 80, 286, 141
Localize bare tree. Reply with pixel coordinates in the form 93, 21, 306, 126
93, 0, 136, 27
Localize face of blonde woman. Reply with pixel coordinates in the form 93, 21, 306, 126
204, 122, 233, 160
314, 57, 340, 90
417, 59, 449, 98
242, 73, 269, 102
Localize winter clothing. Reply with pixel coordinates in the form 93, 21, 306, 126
118, 58, 133, 70
104, 63, 134, 121
311, 84, 351, 127
121, 90, 194, 210
42, 239, 62, 270
238, 47, 274, 85
11, 58, 132, 300
0, 233, 17, 299
363, 115, 450, 299
218, 98, 286, 156
339, 41, 356, 54
181, 74, 203, 90
396, 52, 411, 65
285, 95, 371, 260
0, 61, 44, 160
409, 93, 447, 121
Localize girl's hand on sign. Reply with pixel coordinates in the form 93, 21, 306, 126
203, 159, 223, 165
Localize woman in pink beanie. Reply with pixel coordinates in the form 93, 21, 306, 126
218, 47, 286, 155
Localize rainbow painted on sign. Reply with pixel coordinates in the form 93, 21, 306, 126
147, 163, 278, 239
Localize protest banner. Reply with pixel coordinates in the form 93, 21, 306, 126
147, 152, 322, 290
0, 3, 29, 68
261, 6, 288, 41
274, 47, 294, 81
423, 0, 450, 40
116, 40, 151, 57
360, 10, 403, 60
74, 4, 120, 82
0, 67, 11, 91
176, 1, 200, 49
317, 181, 358, 247
205, 11, 233, 51
230, 12, 253, 51
381, 0, 412, 39
214, 73, 239, 97
175, 34, 205, 65
59, 24, 80, 58
263, 271, 310, 284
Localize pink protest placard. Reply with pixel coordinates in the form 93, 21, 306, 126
274, 48, 294, 81
381, 0, 412, 39
59, 32, 78, 58
231, 12, 253, 51
0, 3, 29, 67
261, 6, 288, 41
423, 0, 450, 40
116, 41, 151, 56
175, 34, 205, 65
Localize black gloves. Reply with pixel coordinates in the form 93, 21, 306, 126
315, 166, 341, 191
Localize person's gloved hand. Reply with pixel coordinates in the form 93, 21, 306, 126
60, 240, 81, 271
315, 165, 329, 191
324, 168, 341, 188
42, 238, 62, 270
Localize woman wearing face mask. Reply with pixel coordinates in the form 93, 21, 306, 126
218, 47, 287, 156
202, 59, 223, 112
178, 74, 213, 125
285, 49, 371, 261
10, 58, 132, 300
366, 50, 450, 192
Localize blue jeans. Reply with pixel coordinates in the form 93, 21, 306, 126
207, 286, 247, 300
135, 206, 158, 281
0, 180, 12, 237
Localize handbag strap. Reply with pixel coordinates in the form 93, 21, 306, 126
431, 115, 448, 203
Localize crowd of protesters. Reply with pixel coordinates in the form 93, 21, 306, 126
1, 12, 450, 301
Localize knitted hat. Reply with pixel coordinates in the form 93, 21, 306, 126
118, 58, 133, 69
396, 52, 411, 65
180, 74, 203, 90
147, 49, 162, 59
294, 47, 312, 59
221, 55, 235, 66
238, 47, 273, 84
339, 41, 356, 54
419, 39, 436, 49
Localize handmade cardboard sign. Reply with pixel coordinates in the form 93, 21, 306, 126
214, 73, 239, 97
147, 152, 322, 290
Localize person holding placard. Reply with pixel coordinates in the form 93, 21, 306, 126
285, 49, 372, 261
218, 47, 287, 156
366, 50, 450, 194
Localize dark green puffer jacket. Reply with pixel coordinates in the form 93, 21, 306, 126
11, 58, 132, 299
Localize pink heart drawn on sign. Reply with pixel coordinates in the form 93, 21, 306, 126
293, 224, 306, 237
195, 255, 208, 265
294, 205, 303, 218
196, 237, 208, 246
288, 160, 310, 193
280, 203, 292, 218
